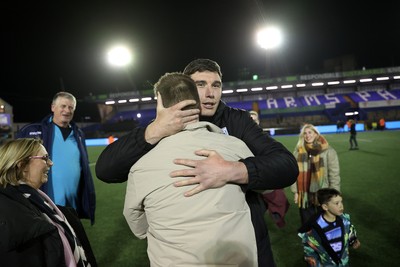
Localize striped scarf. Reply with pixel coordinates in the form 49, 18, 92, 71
17, 184, 90, 267
296, 135, 328, 208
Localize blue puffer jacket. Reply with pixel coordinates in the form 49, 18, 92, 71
16, 114, 96, 224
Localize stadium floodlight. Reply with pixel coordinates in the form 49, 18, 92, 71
107, 45, 132, 67
257, 26, 282, 50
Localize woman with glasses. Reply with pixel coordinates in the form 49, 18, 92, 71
0, 138, 96, 267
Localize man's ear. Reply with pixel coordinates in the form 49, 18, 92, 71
156, 92, 165, 109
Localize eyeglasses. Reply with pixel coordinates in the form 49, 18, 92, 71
29, 155, 51, 162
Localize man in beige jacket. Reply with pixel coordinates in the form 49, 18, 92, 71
123, 72, 257, 267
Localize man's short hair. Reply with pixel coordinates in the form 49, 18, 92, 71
183, 58, 222, 79
52, 91, 76, 106
154, 72, 200, 110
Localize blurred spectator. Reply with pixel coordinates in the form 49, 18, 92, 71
379, 118, 386, 130
349, 119, 359, 150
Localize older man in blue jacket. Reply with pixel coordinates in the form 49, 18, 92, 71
17, 91, 96, 224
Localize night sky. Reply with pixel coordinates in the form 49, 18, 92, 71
2, 1, 399, 122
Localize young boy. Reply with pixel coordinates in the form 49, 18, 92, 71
298, 188, 360, 266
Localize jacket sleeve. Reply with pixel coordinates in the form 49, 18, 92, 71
95, 126, 156, 183
299, 232, 322, 267
327, 147, 341, 191
235, 113, 299, 191
123, 176, 148, 239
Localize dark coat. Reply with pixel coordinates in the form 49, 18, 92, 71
95, 100, 299, 267
0, 185, 66, 267
16, 114, 96, 224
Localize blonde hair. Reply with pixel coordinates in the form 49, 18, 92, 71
296, 124, 321, 150
0, 138, 43, 187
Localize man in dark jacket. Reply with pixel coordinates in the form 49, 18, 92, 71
17, 92, 96, 224
96, 59, 298, 266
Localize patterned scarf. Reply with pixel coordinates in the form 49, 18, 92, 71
17, 184, 90, 267
296, 135, 328, 208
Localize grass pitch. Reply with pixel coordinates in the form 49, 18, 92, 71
82, 130, 400, 266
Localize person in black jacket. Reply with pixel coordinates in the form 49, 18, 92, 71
96, 58, 299, 267
349, 119, 359, 150
16, 91, 96, 225
0, 138, 96, 267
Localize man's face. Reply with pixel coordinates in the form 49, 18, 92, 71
190, 71, 222, 117
51, 97, 76, 127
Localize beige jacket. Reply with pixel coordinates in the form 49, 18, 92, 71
123, 122, 258, 267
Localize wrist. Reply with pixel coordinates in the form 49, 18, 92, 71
229, 161, 248, 184
145, 122, 163, 145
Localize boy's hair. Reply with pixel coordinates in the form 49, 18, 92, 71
317, 188, 342, 206
154, 72, 200, 110
183, 58, 222, 78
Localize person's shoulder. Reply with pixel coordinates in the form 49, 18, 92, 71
326, 145, 338, 155
17, 122, 44, 137
223, 104, 253, 121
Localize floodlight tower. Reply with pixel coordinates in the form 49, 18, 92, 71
256, 26, 282, 78
106, 45, 135, 93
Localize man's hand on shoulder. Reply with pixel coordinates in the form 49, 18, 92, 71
170, 149, 248, 197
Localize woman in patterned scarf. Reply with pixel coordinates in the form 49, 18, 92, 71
0, 138, 95, 267
290, 124, 341, 226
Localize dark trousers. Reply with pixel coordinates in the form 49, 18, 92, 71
350, 134, 358, 148
247, 192, 276, 267
299, 205, 319, 226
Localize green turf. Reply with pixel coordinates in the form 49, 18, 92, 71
82, 130, 400, 266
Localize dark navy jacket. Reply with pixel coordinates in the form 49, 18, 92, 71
16, 114, 96, 224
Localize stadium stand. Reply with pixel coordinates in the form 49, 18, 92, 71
82, 67, 400, 137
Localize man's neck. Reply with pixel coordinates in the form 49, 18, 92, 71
53, 121, 69, 128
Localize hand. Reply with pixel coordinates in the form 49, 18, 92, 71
145, 92, 200, 144
352, 239, 361, 249
170, 149, 247, 197
294, 192, 299, 204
